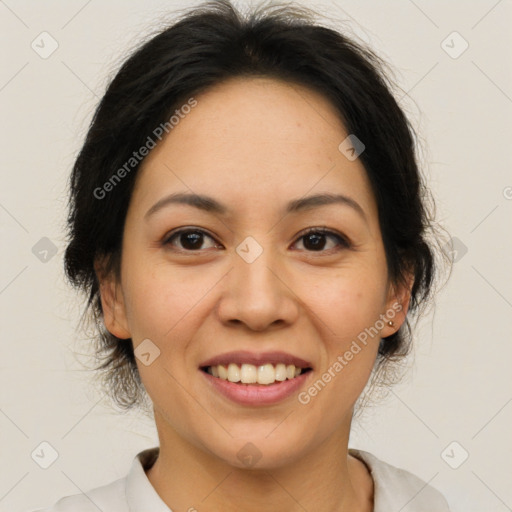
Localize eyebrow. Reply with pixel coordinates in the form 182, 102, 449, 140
144, 191, 367, 222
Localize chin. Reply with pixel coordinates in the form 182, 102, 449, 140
208, 430, 308, 471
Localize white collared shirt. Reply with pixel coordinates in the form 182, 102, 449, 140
31, 447, 451, 511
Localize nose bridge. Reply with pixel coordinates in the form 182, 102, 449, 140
234, 234, 282, 300
217, 234, 299, 330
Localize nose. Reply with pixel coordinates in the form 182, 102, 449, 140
215, 244, 300, 332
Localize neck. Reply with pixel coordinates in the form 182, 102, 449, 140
145, 410, 373, 512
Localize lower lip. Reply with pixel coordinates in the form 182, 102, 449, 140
200, 370, 312, 406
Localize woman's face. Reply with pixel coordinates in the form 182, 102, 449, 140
100, 77, 408, 469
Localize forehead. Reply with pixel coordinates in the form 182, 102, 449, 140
133, 77, 377, 220
186, 76, 345, 142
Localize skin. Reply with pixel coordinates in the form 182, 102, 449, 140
96, 77, 412, 512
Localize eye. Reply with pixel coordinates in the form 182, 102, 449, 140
292, 227, 351, 253
163, 228, 221, 252
162, 226, 351, 253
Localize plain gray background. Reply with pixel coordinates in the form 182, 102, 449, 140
1, 1, 511, 511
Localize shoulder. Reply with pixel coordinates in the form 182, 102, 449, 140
350, 449, 451, 512
29, 447, 162, 512
29, 475, 127, 512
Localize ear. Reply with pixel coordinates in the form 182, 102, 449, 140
380, 271, 414, 338
94, 257, 131, 340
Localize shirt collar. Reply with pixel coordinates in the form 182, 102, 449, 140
125, 447, 171, 512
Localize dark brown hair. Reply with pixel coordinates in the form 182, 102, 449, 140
64, 0, 448, 411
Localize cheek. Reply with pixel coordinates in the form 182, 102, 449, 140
121, 263, 204, 406
305, 267, 388, 341
124, 273, 189, 339
297, 278, 385, 420
300, 267, 387, 391
122, 256, 219, 350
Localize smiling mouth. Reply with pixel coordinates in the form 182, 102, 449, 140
201, 363, 313, 386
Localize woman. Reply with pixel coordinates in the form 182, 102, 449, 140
33, 0, 451, 510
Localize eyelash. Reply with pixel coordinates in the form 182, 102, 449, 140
162, 226, 351, 254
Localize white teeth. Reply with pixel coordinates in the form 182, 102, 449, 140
275, 363, 287, 381
258, 364, 275, 385
218, 364, 228, 380
240, 364, 257, 383
227, 363, 241, 382
206, 363, 308, 385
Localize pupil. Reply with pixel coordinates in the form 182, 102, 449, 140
305, 233, 325, 251
182, 232, 202, 250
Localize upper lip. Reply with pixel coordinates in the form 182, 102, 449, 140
200, 351, 313, 369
